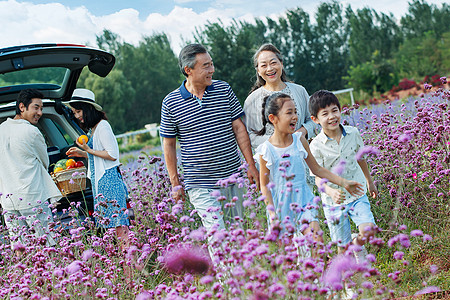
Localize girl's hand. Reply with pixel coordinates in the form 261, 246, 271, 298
66, 147, 86, 158
368, 182, 378, 198
343, 180, 364, 197
329, 187, 345, 204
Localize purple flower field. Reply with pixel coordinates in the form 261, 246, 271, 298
0, 86, 448, 299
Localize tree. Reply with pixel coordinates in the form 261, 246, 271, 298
346, 7, 402, 66
401, 1, 450, 40
80, 69, 135, 134
120, 35, 182, 129
310, 1, 350, 91
394, 31, 449, 80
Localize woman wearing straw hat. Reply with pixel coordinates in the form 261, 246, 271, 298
65, 88, 130, 250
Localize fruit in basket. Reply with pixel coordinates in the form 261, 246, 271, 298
77, 135, 89, 144
75, 161, 84, 168
54, 159, 68, 171
66, 159, 76, 168
54, 167, 64, 173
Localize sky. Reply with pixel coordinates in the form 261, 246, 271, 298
0, 0, 447, 54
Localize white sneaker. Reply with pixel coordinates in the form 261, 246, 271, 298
353, 246, 368, 264
351, 233, 369, 266
341, 286, 357, 299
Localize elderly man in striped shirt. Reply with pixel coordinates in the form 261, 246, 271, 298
160, 44, 259, 237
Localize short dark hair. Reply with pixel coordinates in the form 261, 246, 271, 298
178, 44, 208, 77
255, 92, 292, 136
16, 89, 44, 115
69, 101, 107, 131
309, 90, 341, 117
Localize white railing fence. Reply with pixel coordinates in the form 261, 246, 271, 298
332, 88, 355, 106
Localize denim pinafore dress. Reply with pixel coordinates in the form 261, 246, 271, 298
255, 132, 318, 231
87, 138, 129, 228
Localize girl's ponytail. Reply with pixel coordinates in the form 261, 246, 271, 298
255, 94, 270, 136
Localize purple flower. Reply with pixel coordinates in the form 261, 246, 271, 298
430, 265, 438, 274
331, 160, 347, 175
82, 249, 94, 261
189, 229, 205, 241
200, 275, 214, 285
318, 178, 329, 193
257, 270, 270, 282
53, 268, 64, 278
66, 260, 82, 274
424, 83, 433, 90
422, 234, 432, 242
268, 283, 286, 297
366, 253, 376, 263
398, 133, 412, 143
255, 244, 269, 255
163, 245, 211, 274
355, 146, 380, 160
136, 292, 152, 300
440, 77, 447, 85
410, 229, 423, 237
250, 291, 270, 300
286, 270, 302, 284
12, 242, 25, 252
266, 182, 275, 189
362, 281, 374, 289
414, 286, 441, 295
210, 190, 221, 197
323, 254, 358, 290
393, 251, 404, 260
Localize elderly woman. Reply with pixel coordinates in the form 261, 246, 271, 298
243, 43, 317, 149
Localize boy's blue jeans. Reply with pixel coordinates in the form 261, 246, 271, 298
323, 194, 375, 247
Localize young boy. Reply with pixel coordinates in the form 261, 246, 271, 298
308, 90, 378, 262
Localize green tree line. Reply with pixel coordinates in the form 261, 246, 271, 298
2, 0, 448, 134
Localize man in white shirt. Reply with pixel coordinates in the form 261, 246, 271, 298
0, 89, 61, 247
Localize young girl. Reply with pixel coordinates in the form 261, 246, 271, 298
65, 89, 130, 251
255, 92, 363, 241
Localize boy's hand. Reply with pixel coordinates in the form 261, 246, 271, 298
368, 182, 378, 198
328, 187, 345, 204
343, 180, 364, 197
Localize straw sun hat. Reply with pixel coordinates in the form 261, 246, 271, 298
64, 88, 103, 111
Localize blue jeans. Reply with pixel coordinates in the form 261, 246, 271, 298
187, 184, 244, 233
323, 194, 375, 247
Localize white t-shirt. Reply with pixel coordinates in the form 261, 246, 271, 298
0, 118, 61, 210
310, 125, 367, 206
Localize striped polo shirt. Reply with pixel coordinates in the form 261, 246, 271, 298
160, 80, 244, 190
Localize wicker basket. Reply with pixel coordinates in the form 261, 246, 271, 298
52, 166, 87, 196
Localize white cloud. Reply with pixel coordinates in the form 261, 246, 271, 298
1, 0, 445, 54
0, 0, 100, 47
0, 0, 253, 54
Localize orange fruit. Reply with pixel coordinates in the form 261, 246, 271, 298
54, 167, 64, 173
77, 135, 88, 144
66, 159, 76, 168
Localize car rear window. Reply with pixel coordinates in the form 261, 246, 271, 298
0, 67, 67, 87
